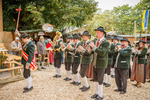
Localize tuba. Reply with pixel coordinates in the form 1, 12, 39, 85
53, 31, 62, 52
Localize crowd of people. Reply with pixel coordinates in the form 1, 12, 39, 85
13, 26, 150, 100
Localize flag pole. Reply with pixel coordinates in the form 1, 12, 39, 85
145, 10, 149, 42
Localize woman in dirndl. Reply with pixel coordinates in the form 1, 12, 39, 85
130, 40, 147, 87
46, 39, 54, 65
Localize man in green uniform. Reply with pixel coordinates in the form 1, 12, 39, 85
114, 38, 132, 94
21, 32, 35, 93
111, 36, 120, 78
53, 34, 63, 78
68, 33, 81, 86
77, 31, 92, 92
89, 26, 109, 100
103, 35, 115, 87
62, 34, 73, 81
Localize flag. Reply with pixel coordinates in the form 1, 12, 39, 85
142, 10, 149, 31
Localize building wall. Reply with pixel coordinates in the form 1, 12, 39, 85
0, 0, 3, 42
125, 37, 135, 44
3, 32, 13, 50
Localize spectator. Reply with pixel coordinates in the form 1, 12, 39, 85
46, 39, 54, 65
37, 36, 46, 70
11, 37, 21, 56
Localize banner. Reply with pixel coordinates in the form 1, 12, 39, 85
142, 10, 149, 31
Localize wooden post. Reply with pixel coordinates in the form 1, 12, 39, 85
0, 0, 3, 42
11, 59, 15, 77
46, 49, 50, 67
134, 21, 137, 41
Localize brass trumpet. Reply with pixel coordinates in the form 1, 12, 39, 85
52, 31, 62, 52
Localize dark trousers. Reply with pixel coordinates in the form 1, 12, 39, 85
115, 68, 128, 91
65, 62, 72, 71
93, 68, 105, 84
72, 63, 80, 74
80, 64, 89, 77
112, 60, 116, 68
23, 64, 31, 79
105, 65, 112, 75
54, 58, 62, 68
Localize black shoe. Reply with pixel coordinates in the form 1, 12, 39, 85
41, 67, 46, 69
79, 86, 85, 90
37, 68, 41, 71
74, 82, 81, 86
81, 86, 90, 92
64, 77, 68, 80
103, 82, 107, 85
105, 83, 110, 87
53, 75, 58, 78
120, 91, 126, 94
24, 86, 33, 90
133, 84, 137, 86
114, 89, 121, 92
91, 94, 98, 99
90, 79, 94, 81
23, 86, 33, 93
24, 87, 28, 90
111, 75, 115, 78
95, 96, 103, 100
65, 78, 72, 81
70, 81, 76, 84
57, 75, 61, 78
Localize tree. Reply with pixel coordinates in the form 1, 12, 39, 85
3, 0, 98, 31
85, 0, 150, 36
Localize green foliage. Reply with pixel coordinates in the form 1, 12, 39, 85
86, 0, 150, 36
3, 0, 98, 31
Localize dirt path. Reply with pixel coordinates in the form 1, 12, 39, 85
0, 64, 150, 100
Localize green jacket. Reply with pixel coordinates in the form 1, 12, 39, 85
93, 38, 109, 69
54, 39, 63, 58
81, 40, 92, 65
113, 42, 121, 61
138, 48, 147, 64
22, 40, 35, 67
72, 41, 81, 63
116, 46, 132, 69
65, 42, 74, 63
108, 43, 115, 65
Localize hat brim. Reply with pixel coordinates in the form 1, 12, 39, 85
94, 29, 106, 34
81, 34, 91, 36
21, 35, 29, 38
106, 38, 111, 40
137, 41, 146, 44
73, 37, 80, 39
65, 37, 72, 39
121, 40, 130, 43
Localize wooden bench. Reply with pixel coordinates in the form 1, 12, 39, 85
2, 60, 23, 77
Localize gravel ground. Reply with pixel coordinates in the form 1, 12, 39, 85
0, 64, 150, 100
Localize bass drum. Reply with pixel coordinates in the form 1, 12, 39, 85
42, 23, 54, 33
